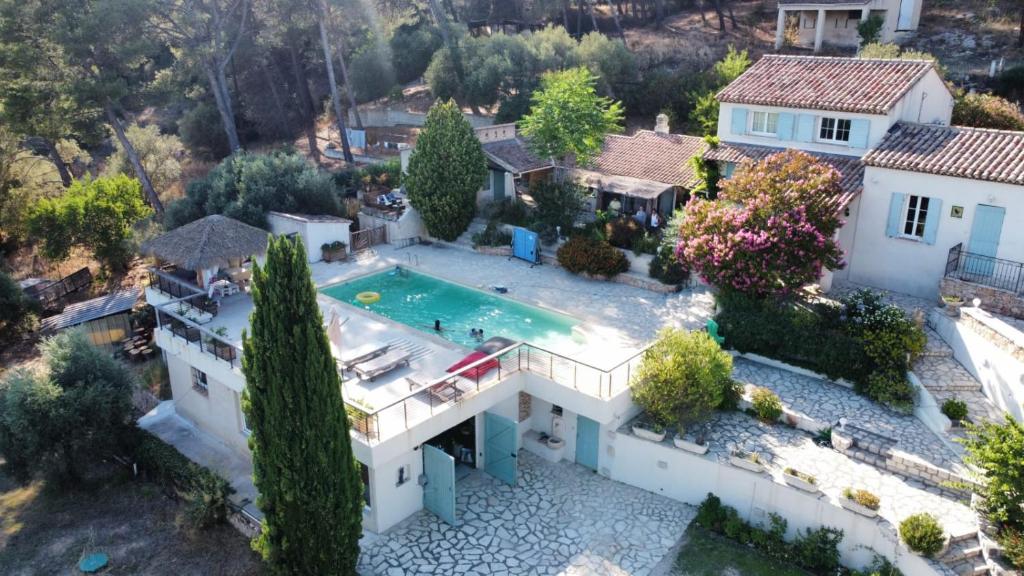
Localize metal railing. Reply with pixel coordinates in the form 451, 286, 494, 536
148, 268, 204, 299
154, 296, 242, 369
945, 243, 1024, 295
345, 342, 650, 444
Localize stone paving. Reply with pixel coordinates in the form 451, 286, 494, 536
357, 451, 695, 576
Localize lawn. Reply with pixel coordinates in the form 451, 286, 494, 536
673, 526, 811, 576
0, 463, 264, 576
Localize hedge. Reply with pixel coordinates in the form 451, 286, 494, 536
556, 236, 630, 278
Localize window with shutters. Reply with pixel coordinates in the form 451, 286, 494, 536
818, 117, 852, 143
902, 195, 930, 239
191, 367, 209, 395
749, 111, 779, 136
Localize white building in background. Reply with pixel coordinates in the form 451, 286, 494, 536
775, 0, 924, 52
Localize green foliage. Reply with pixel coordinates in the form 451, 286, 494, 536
471, 221, 512, 248
103, 123, 185, 199
689, 91, 720, 137
349, 47, 397, 103
686, 47, 751, 136
0, 269, 36, 341
694, 494, 847, 575
404, 99, 487, 241
952, 92, 1024, 131
899, 513, 945, 557
994, 65, 1024, 103
529, 180, 586, 234
0, 330, 135, 483
131, 429, 233, 529
390, 22, 443, 84
556, 235, 629, 278
751, 387, 783, 422
857, 15, 885, 46
165, 150, 341, 230
519, 67, 623, 165
242, 235, 362, 575
631, 329, 737, 429
849, 554, 904, 576
179, 101, 231, 160
648, 243, 689, 285
715, 289, 924, 408
712, 46, 753, 86
999, 529, 1024, 569
941, 398, 969, 423
0, 127, 65, 247
958, 415, 1024, 531
29, 175, 152, 270
844, 487, 881, 510
858, 43, 902, 59
424, 47, 462, 102
604, 216, 644, 249
576, 32, 636, 97
483, 199, 531, 227
689, 136, 721, 197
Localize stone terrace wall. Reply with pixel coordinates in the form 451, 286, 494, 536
940, 278, 1024, 319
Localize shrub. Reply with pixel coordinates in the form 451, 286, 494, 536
899, 513, 945, 557
179, 101, 230, 160
390, 22, 443, 84
857, 14, 884, 45
843, 487, 881, 510
695, 493, 728, 531
484, 199, 531, 227
529, 180, 585, 233
471, 221, 512, 248
999, 529, 1024, 569
556, 236, 629, 278
0, 269, 35, 341
794, 526, 844, 573
953, 92, 1024, 131
604, 216, 643, 249
131, 429, 233, 528
959, 415, 1024, 531
648, 243, 689, 285
941, 398, 969, 423
751, 387, 783, 422
424, 47, 461, 102
850, 554, 905, 576
994, 65, 1024, 103
631, 329, 737, 430
348, 47, 397, 103
102, 123, 184, 199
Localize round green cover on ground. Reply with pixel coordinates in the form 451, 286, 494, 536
78, 552, 109, 573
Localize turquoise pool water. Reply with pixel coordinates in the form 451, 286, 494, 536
320, 268, 580, 351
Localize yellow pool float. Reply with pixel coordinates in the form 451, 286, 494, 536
356, 291, 381, 305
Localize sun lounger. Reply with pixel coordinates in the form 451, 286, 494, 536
354, 349, 411, 381
446, 351, 499, 380
338, 343, 390, 372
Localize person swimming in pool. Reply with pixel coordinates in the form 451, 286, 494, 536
434, 319, 443, 332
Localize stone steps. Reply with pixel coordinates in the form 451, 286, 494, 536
940, 531, 998, 576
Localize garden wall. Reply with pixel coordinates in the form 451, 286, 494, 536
939, 278, 1024, 320
605, 431, 944, 576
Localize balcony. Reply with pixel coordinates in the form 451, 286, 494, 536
945, 243, 1024, 295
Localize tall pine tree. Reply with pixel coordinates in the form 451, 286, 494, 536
242, 235, 362, 575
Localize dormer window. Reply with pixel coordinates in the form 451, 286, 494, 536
750, 111, 779, 136
818, 117, 852, 143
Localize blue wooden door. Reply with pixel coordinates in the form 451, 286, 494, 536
492, 170, 506, 202
966, 205, 1005, 277
512, 227, 539, 264
422, 444, 456, 525
575, 415, 600, 471
484, 412, 518, 486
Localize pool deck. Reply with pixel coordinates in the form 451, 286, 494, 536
190, 243, 715, 414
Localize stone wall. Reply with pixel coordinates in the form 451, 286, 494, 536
940, 278, 1024, 319
959, 307, 1024, 363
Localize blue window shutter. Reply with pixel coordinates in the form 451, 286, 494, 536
922, 197, 943, 245
796, 114, 815, 142
723, 162, 735, 179
777, 113, 795, 141
849, 119, 870, 148
730, 108, 748, 136
886, 193, 907, 237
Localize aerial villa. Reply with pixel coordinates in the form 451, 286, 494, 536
138, 54, 1024, 576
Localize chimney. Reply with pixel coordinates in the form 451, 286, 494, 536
654, 113, 670, 134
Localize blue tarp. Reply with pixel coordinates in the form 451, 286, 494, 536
347, 128, 366, 149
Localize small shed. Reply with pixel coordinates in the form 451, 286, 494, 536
267, 212, 353, 264
40, 289, 139, 348
141, 215, 269, 288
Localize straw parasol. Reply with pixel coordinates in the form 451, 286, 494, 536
141, 214, 269, 271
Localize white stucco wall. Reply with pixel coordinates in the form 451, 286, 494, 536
890, 69, 954, 127
846, 167, 1024, 298
717, 102, 891, 157
166, 353, 250, 455
267, 212, 352, 263
786, 0, 920, 49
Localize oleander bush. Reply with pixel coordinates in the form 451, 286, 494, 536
556, 235, 629, 278
899, 513, 945, 557
751, 387, 783, 422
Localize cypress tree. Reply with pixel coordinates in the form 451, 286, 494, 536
242, 235, 362, 575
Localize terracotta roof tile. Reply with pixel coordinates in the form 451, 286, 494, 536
704, 142, 864, 208
481, 138, 551, 174
862, 122, 1024, 185
582, 130, 709, 188
716, 55, 937, 115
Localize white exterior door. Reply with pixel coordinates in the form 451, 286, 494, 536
897, 0, 916, 30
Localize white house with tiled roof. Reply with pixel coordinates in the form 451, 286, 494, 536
708, 54, 1024, 303
775, 0, 923, 53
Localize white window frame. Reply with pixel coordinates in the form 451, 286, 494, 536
749, 111, 779, 136
901, 194, 930, 240
818, 117, 852, 144
191, 367, 209, 395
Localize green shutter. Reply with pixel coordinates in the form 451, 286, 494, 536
922, 197, 943, 245
777, 113, 795, 141
886, 192, 907, 237
731, 108, 748, 136
849, 119, 870, 148
796, 115, 815, 142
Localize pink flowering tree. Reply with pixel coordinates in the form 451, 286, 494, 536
677, 150, 845, 298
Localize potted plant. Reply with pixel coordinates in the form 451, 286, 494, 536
632, 418, 667, 442
729, 448, 766, 473
940, 294, 964, 317
673, 425, 710, 455
941, 398, 969, 428
322, 241, 348, 263
783, 467, 819, 493
841, 487, 880, 518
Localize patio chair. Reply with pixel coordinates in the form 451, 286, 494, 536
706, 319, 725, 345
338, 342, 391, 372
353, 349, 411, 381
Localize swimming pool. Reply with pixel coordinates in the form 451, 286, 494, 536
320, 268, 581, 351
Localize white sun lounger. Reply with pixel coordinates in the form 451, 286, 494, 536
354, 349, 411, 381
338, 343, 390, 372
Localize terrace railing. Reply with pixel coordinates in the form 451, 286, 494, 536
154, 296, 241, 369
148, 267, 204, 299
945, 243, 1024, 295
345, 342, 650, 444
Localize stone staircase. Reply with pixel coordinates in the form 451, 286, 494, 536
941, 531, 991, 576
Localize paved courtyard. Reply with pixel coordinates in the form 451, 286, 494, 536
357, 451, 696, 576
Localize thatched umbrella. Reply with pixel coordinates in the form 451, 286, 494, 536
142, 215, 269, 272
